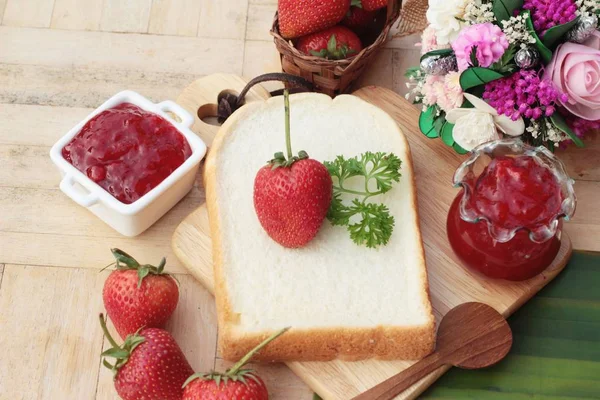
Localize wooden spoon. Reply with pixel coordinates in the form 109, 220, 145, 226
352, 302, 513, 400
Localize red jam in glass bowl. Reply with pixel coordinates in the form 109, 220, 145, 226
62, 103, 192, 204
447, 139, 576, 281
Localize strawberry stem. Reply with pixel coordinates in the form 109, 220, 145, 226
284, 89, 292, 160
99, 313, 119, 348
226, 327, 290, 377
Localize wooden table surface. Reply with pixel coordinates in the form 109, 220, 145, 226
0, 1, 598, 399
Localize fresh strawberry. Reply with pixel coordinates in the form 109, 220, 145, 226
359, 0, 387, 11
182, 328, 289, 400
253, 91, 333, 248
103, 249, 179, 339
297, 26, 363, 59
99, 314, 194, 400
342, 5, 378, 33
278, 0, 351, 39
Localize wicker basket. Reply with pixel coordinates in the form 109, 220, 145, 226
270, 0, 429, 97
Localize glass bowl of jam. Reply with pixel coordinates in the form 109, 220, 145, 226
447, 139, 576, 281
50, 91, 207, 236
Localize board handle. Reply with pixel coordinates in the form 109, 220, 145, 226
217, 73, 314, 123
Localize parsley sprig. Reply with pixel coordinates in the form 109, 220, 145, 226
324, 152, 402, 248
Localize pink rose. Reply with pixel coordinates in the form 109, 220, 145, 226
544, 30, 600, 120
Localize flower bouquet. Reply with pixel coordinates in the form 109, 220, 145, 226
406, 0, 600, 153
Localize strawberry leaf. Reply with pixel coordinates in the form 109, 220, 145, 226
327, 34, 337, 54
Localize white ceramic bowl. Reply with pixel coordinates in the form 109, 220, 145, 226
50, 90, 207, 237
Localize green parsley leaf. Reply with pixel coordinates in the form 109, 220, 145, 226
324, 152, 402, 248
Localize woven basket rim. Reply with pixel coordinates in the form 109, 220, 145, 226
270, 3, 401, 74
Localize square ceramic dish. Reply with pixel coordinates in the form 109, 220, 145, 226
50, 90, 207, 237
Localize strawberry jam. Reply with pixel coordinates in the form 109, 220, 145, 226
447, 142, 575, 281
62, 103, 191, 205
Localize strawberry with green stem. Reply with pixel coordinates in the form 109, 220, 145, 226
296, 26, 363, 60
253, 90, 333, 248
103, 248, 179, 339
342, 0, 378, 32
99, 314, 194, 400
183, 328, 289, 400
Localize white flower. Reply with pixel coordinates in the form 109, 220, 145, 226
426, 0, 470, 44
446, 93, 525, 150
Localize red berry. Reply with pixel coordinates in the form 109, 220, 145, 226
360, 0, 387, 11
254, 159, 333, 248
102, 249, 179, 339
99, 316, 194, 400
278, 0, 351, 39
182, 328, 289, 400
342, 6, 377, 33
296, 25, 363, 59
183, 374, 269, 400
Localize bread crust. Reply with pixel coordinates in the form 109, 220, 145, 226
205, 94, 435, 362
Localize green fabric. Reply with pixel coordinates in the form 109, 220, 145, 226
421, 251, 600, 399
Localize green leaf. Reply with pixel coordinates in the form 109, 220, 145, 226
137, 267, 150, 288
347, 200, 395, 248
453, 142, 469, 154
419, 106, 439, 138
327, 34, 337, 54
325, 152, 402, 248
313, 394, 324, 400
404, 66, 421, 79
441, 122, 455, 146
549, 114, 585, 147
524, 11, 553, 64
469, 46, 479, 68
542, 16, 580, 48
420, 48, 454, 63
421, 252, 600, 398
493, 0, 523, 22
459, 67, 505, 90
101, 348, 130, 358
490, 45, 518, 74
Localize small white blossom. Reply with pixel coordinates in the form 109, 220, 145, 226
576, 0, 600, 17
464, 0, 495, 25
501, 14, 537, 47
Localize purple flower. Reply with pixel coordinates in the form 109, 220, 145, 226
523, 0, 578, 35
452, 23, 509, 71
483, 70, 566, 120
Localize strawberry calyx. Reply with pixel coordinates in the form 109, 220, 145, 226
109, 248, 168, 288
99, 314, 145, 378
182, 327, 290, 388
268, 90, 308, 169
351, 0, 363, 7
309, 35, 357, 60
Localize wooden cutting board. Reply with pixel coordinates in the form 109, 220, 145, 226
171, 73, 573, 400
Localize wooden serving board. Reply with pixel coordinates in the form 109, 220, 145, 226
171, 74, 573, 400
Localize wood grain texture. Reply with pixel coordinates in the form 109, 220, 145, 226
354, 303, 513, 400
0, 0, 7, 23
0, 26, 244, 75
0, 265, 107, 399
51, 0, 103, 30
197, 0, 248, 39
245, 2, 276, 41
0, 64, 198, 108
171, 74, 574, 400
2, 0, 55, 28
99, 0, 152, 33
148, 0, 202, 37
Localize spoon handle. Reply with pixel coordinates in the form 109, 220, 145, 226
351, 352, 444, 400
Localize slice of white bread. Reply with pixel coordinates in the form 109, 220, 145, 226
205, 93, 435, 362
